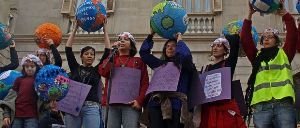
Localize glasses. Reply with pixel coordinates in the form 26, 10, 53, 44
262, 35, 275, 39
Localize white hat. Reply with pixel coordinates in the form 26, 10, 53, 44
21, 54, 43, 67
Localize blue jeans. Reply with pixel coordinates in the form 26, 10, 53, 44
106, 105, 140, 128
253, 99, 296, 128
65, 102, 103, 128
12, 117, 38, 128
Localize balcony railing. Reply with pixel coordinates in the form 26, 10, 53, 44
186, 13, 214, 33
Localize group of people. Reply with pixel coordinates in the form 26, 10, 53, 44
1, 1, 300, 128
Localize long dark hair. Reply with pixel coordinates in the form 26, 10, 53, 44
160, 39, 181, 69
129, 39, 137, 57
160, 39, 177, 60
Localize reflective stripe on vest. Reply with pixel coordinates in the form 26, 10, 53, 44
251, 49, 295, 105
254, 79, 293, 92
258, 64, 292, 72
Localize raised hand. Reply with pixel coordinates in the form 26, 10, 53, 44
247, 2, 256, 20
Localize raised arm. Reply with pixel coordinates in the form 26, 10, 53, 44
96, 20, 110, 68
45, 39, 62, 67
65, 24, 80, 72
281, 12, 297, 62
139, 33, 164, 69
241, 3, 258, 64
0, 41, 19, 72
175, 33, 193, 69
225, 34, 240, 73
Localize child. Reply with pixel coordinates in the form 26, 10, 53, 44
1, 54, 43, 128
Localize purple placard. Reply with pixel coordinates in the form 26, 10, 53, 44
58, 79, 91, 116
146, 62, 180, 95
198, 67, 231, 104
109, 67, 141, 104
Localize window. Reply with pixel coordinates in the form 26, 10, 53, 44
175, 0, 212, 13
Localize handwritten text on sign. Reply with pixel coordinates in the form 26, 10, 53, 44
146, 62, 180, 95
58, 79, 91, 116
109, 67, 141, 104
204, 73, 222, 98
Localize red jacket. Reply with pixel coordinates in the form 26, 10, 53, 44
241, 13, 297, 64
200, 99, 246, 128
98, 54, 149, 106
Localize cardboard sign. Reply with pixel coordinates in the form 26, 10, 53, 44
146, 62, 180, 95
58, 79, 91, 116
109, 67, 141, 104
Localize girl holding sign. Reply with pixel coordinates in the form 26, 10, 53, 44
242, 2, 297, 128
0, 40, 19, 73
99, 32, 149, 128
199, 35, 246, 128
139, 30, 193, 128
64, 21, 110, 128
1, 54, 43, 128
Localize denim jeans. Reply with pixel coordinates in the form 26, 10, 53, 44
253, 99, 296, 128
106, 105, 141, 128
65, 101, 103, 128
12, 117, 38, 128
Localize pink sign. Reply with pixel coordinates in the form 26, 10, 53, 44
146, 62, 180, 95
109, 67, 141, 104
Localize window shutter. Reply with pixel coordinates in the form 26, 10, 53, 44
213, 0, 222, 12
61, 0, 72, 14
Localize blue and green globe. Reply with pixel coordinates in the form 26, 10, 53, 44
150, 1, 188, 39
35, 65, 69, 101
0, 23, 13, 50
0, 70, 22, 100
222, 20, 259, 45
250, 0, 280, 14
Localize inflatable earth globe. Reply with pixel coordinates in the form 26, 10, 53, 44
35, 65, 69, 101
222, 20, 259, 45
297, 1, 300, 13
0, 70, 22, 100
150, 1, 188, 39
250, 0, 280, 14
34, 23, 62, 49
76, 0, 107, 32
0, 23, 13, 50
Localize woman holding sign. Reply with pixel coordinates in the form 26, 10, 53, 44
139, 30, 194, 128
242, 2, 298, 128
64, 21, 110, 128
199, 34, 246, 128
99, 32, 149, 128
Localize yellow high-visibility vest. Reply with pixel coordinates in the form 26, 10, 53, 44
251, 48, 295, 105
